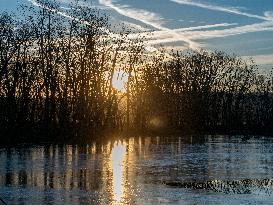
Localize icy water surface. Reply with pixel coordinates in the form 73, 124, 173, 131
0, 135, 273, 204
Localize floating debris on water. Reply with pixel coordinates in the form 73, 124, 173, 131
164, 179, 273, 194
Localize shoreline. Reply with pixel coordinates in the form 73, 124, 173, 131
0, 127, 272, 146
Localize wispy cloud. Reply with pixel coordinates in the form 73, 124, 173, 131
146, 23, 237, 40
175, 23, 237, 32
29, 0, 273, 66
121, 21, 151, 32
99, 0, 165, 30
98, 0, 273, 50
28, 0, 121, 38
189, 21, 273, 40
264, 11, 273, 20
29, 0, 78, 19
143, 21, 273, 47
99, 0, 202, 50
170, 0, 271, 21
242, 54, 273, 66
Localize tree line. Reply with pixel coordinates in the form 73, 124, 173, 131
131, 51, 273, 135
0, 1, 272, 143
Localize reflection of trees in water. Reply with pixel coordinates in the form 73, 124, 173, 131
0, 136, 273, 203
0, 146, 102, 189
0, 141, 137, 204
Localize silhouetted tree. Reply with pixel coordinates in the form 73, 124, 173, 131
0, 1, 273, 144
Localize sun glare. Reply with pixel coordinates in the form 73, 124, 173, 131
112, 70, 129, 92
111, 141, 126, 204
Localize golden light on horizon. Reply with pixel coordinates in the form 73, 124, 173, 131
112, 70, 129, 92
111, 141, 127, 204
149, 116, 165, 129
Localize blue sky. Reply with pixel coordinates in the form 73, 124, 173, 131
1, 0, 273, 69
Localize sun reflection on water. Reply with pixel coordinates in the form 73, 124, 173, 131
111, 141, 127, 204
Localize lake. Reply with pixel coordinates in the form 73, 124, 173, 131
0, 135, 273, 204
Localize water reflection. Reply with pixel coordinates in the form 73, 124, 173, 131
100, 140, 134, 205
0, 136, 273, 204
111, 142, 126, 204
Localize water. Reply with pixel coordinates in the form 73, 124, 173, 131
0, 135, 273, 204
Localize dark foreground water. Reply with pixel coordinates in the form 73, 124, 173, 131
0, 135, 273, 205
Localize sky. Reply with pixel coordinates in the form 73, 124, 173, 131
1, 0, 273, 69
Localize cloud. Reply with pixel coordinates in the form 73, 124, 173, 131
243, 54, 273, 66
141, 21, 273, 45
99, 0, 165, 30
29, 0, 78, 19
99, 0, 201, 50
147, 23, 237, 39
28, 0, 121, 38
29, 0, 273, 67
170, 0, 271, 21
121, 21, 151, 32
188, 21, 273, 40
31, 0, 273, 51
98, 0, 273, 58
264, 11, 273, 20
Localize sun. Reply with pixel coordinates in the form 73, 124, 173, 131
112, 70, 129, 92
